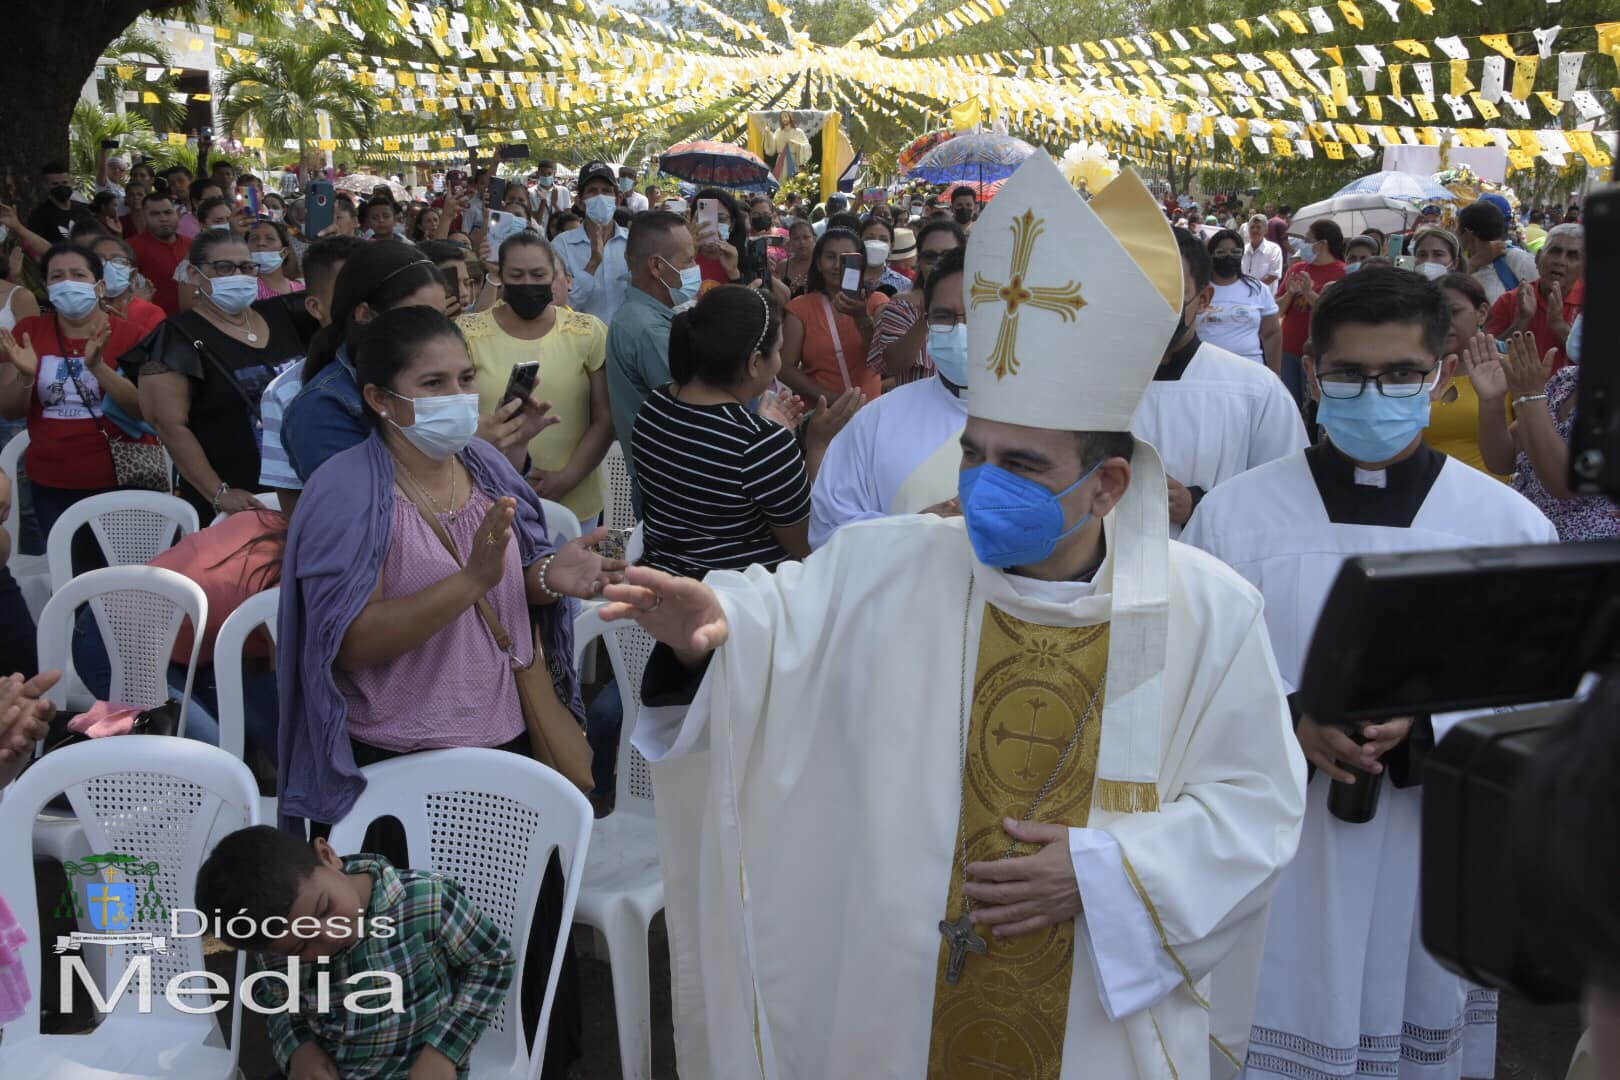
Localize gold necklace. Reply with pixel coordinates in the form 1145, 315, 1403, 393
395, 456, 458, 524
938, 575, 1107, 985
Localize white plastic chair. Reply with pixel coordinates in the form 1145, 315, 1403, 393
46, 490, 199, 593
0, 737, 260, 1078
213, 587, 279, 822
540, 498, 583, 543
207, 490, 280, 527
0, 427, 47, 584
328, 748, 593, 1080
602, 442, 638, 533
34, 565, 208, 733
32, 565, 211, 955
572, 605, 664, 1080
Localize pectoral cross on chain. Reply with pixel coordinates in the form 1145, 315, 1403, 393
970, 208, 1087, 381
939, 913, 988, 983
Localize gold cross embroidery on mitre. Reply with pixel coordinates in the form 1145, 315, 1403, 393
970, 209, 1088, 380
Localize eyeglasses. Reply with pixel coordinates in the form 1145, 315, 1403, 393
201, 260, 260, 277
927, 312, 966, 329
1317, 364, 1440, 399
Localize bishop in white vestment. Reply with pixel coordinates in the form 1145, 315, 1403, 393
601, 157, 1308, 1080
1184, 268, 1558, 1080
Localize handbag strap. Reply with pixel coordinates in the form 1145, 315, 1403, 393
816, 294, 854, 391
185, 321, 264, 422
392, 460, 527, 667
63, 366, 122, 446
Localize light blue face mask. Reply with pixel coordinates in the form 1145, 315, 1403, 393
958, 460, 1102, 568
202, 273, 259, 315
585, 194, 617, 225
658, 256, 703, 307
928, 323, 969, 386
47, 280, 101, 320
1316, 377, 1438, 463
102, 261, 133, 297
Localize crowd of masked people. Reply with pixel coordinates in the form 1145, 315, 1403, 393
0, 141, 1600, 1078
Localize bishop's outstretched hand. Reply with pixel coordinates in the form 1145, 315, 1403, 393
601, 565, 730, 666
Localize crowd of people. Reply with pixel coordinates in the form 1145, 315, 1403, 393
0, 137, 1604, 1080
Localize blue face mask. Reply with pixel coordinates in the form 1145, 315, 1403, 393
928, 323, 969, 386
47, 280, 101, 320
1316, 381, 1436, 464
658, 256, 703, 307
102, 261, 133, 297
958, 460, 1102, 568
585, 194, 617, 225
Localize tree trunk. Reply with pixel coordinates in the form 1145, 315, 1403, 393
0, 3, 154, 209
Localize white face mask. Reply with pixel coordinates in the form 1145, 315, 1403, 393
1415, 261, 1449, 281
386, 391, 481, 460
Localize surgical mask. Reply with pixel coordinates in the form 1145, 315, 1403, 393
251, 250, 285, 274
1211, 253, 1242, 279
1316, 381, 1436, 464
538, 175, 555, 188
202, 273, 258, 314
47, 280, 100, 320
209, 222, 233, 232
958, 461, 1103, 568
928, 323, 970, 386
658, 256, 703, 307
750, 214, 773, 232
617, 177, 635, 193
49, 184, 73, 203
102, 261, 133, 297
1415, 261, 1448, 281
1345, 261, 1362, 274
503, 281, 553, 320
585, 194, 617, 225
386, 391, 481, 460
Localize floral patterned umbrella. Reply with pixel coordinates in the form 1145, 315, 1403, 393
897, 129, 957, 172
659, 140, 777, 193
906, 131, 1037, 185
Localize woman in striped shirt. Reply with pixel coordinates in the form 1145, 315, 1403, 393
632, 284, 858, 578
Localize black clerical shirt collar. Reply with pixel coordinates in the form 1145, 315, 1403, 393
1154, 333, 1201, 381
939, 373, 965, 397
1306, 439, 1445, 527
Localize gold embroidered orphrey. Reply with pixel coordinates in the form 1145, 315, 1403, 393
970, 209, 1088, 381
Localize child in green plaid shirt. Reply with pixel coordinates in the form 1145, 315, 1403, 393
197, 825, 515, 1080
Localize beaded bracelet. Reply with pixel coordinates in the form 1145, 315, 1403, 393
537, 553, 564, 601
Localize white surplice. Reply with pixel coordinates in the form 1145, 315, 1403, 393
1131, 342, 1308, 540
807, 375, 967, 548
1183, 447, 1558, 1080
633, 514, 1308, 1079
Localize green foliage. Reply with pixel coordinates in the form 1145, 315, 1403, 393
67, 99, 251, 191
215, 33, 380, 167
98, 31, 188, 130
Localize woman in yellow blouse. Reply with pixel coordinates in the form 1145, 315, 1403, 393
1426, 272, 1508, 479
458, 232, 615, 524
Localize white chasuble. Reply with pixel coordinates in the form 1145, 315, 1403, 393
1184, 446, 1557, 1080
1131, 341, 1308, 541
808, 375, 967, 548
633, 514, 1307, 1079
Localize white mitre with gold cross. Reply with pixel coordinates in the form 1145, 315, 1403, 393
964, 151, 1184, 808
964, 151, 1182, 430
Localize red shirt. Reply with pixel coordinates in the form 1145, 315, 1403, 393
1486, 279, 1583, 372
121, 297, 166, 338
1278, 260, 1347, 355
128, 230, 191, 317
13, 313, 150, 490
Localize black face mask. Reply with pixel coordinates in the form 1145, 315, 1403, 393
504, 282, 553, 320
750, 214, 773, 232
952, 206, 973, 224
1212, 253, 1243, 279
49, 184, 73, 203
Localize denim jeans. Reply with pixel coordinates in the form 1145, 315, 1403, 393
72, 606, 279, 759
585, 679, 623, 798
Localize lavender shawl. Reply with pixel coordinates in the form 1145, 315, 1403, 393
276, 434, 581, 828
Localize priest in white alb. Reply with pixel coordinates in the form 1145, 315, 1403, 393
600, 155, 1308, 1080
809, 245, 971, 546
1184, 269, 1558, 1079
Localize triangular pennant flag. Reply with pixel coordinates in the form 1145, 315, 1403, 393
1479, 34, 1516, 59
1337, 1, 1364, 30
1533, 27, 1562, 59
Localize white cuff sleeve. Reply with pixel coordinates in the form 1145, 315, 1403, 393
630, 703, 707, 763
1070, 826, 1185, 1020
